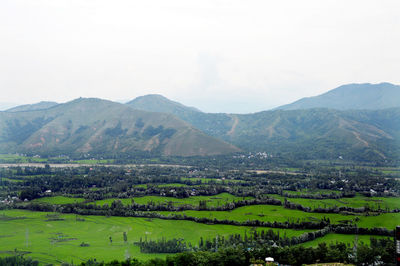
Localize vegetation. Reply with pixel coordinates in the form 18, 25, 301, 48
0, 209, 304, 264
0, 162, 399, 265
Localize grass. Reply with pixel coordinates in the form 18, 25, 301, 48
0, 177, 24, 183
157, 183, 188, 188
133, 184, 147, 188
300, 233, 389, 248
282, 189, 341, 196
91, 193, 253, 208
157, 205, 349, 224
0, 209, 308, 265
31, 196, 86, 205
157, 204, 400, 229
180, 177, 242, 184
0, 154, 48, 163
267, 194, 400, 211
356, 213, 400, 229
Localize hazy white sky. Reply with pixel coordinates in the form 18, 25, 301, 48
1, 0, 399, 113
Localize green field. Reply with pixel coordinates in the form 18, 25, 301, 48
0, 209, 308, 265
356, 213, 400, 228
267, 194, 400, 211
1, 162, 398, 265
0, 177, 24, 183
180, 177, 242, 184
300, 233, 389, 247
156, 183, 188, 188
157, 205, 400, 229
91, 193, 253, 208
282, 189, 341, 196
31, 196, 86, 205
0, 154, 48, 163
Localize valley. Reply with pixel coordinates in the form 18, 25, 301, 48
0, 159, 398, 265
0, 83, 399, 265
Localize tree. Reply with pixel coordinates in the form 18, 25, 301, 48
123, 232, 127, 243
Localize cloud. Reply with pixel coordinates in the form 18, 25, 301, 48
1, 0, 399, 112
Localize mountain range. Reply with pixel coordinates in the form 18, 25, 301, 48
6, 101, 59, 112
275, 83, 400, 110
0, 98, 239, 157
1, 83, 399, 161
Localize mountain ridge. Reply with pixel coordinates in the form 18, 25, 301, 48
275, 82, 400, 111
6, 101, 59, 112
124, 86, 400, 162
1, 82, 399, 162
127, 94, 202, 114
0, 98, 240, 157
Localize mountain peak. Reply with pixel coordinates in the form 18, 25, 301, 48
0, 98, 239, 157
6, 101, 59, 112
127, 94, 202, 114
275, 83, 400, 111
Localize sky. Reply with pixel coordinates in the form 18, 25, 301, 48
1, 0, 399, 113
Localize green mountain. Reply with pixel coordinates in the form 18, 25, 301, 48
127, 94, 229, 136
125, 94, 400, 162
6, 101, 59, 112
0, 98, 240, 157
219, 108, 400, 161
127, 94, 201, 115
276, 83, 400, 110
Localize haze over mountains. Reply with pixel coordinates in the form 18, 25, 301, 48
1, 83, 399, 161
0, 98, 239, 157
275, 83, 400, 110
0, 102, 18, 111
6, 101, 59, 112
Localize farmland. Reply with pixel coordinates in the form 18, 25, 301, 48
266, 194, 400, 211
0, 162, 399, 264
91, 193, 253, 208
0, 209, 307, 264
32, 196, 85, 205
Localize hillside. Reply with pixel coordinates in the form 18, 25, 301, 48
126, 95, 232, 137
222, 108, 400, 161
6, 101, 58, 112
127, 94, 201, 117
0, 98, 240, 157
0, 102, 18, 111
2, 86, 399, 162
125, 94, 400, 162
276, 83, 400, 110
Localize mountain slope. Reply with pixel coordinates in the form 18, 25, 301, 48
127, 94, 201, 116
0, 98, 240, 157
6, 101, 58, 112
126, 94, 400, 162
276, 83, 400, 110
223, 108, 400, 161
126, 94, 231, 137
0, 102, 18, 111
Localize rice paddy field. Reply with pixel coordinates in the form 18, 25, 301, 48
267, 194, 400, 211
300, 233, 389, 248
1, 161, 399, 265
0, 209, 307, 265
157, 205, 400, 228
90, 193, 253, 208
31, 196, 86, 205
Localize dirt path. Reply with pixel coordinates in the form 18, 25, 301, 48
248, 170, 307, 176
227, 115, 239, 136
